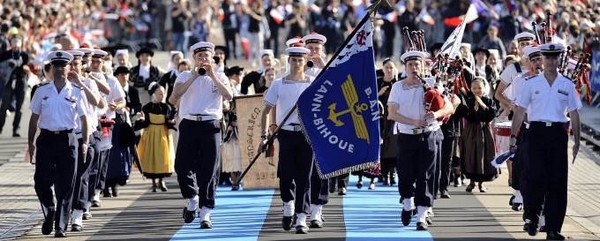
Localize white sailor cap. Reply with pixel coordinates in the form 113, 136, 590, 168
261, 49, 275, 57
286, 47, 310, 56
67, 50, 85, 58
285, 37, 305, 47
400, 50, 428, 63
190, 41, 215, 55
170, 50, 183, 57
540, 42, 565, 55
78, 48, 93, 55
522, 45, 541, 59
514, 32, 536, 42
115, 49, 129, 56
92, 49, 108, 58
303, 32, 327, 44
460, 43, 472, 50
46, 50, 74, 64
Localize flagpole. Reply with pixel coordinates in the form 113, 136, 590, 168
235, 2, 382, 187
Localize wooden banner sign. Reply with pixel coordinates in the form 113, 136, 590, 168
233, 94, 279, 189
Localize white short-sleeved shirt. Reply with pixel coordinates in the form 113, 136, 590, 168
175, 71, 230, 119
515, 74, 582, 123
500, 62, 528, 85
30, 81, 87, 131
75, 77, 101, 132
104, 75, 126, 119
387, 77, 443, 134
263, 77, 313, 126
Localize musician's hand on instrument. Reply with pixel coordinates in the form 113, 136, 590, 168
414, 119, 427, 128
425, 111, 438, 120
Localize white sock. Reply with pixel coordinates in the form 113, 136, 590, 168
416, 206, 428, 223
283, 201, 295, 217
199, 207, 211, 221
295, 213, 307, 227
403, 197, 415, 211
310, 205, 322, 221
71, 209, 84, 225
427, 207, 434, 217
539, 214, 545, 227
187, 196, 199, 211
513, 190, 523, 203
93, 191, 101, 202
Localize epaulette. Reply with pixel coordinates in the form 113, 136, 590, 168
524, 74, 539, 81
72, 84, 83, 89
38, 82, 50, 87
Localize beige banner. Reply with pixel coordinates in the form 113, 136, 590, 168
234, 94, 279, 189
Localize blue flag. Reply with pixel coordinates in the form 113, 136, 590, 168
297, 17, 380, 178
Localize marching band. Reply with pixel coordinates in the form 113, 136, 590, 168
20, 8, 590, 241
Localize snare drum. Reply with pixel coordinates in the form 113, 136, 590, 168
494, 121, 512, 137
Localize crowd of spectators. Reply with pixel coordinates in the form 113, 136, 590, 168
0, 0, 599, 76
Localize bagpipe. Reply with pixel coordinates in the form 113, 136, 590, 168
533, 11, 592, 103
402, 27, 447, 116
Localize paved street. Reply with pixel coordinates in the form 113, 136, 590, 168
0, 52, 599, 240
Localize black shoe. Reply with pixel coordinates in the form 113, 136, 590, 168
182, 207, 197, 223
539, 225, 546, 232
54, 229, 67, 238
527, 220, 539, 236
328, 179, 336, 193
111, 186, 118, 197
401, 209, 413, 226
71, 224, 82, 232
91, 200, 101, 207
152, 183, 157, 192
440, 190, 451, 199
103, 188, 112, 198
426, 216, 433, 225
523, 222, 529, 231
231, 185, 240, 191
465, 183, 475, 192
509, 195, 515, 206
546, 231, 565, 240
295, 225, 308, 234
512, 202, 523, 211
200, 220, 212, 229
41, 209, 55, 235
338, 187, 347, 195
282, 216, 293, 231
416, 222, 428, 230
12, 132, 20, 137
82, 212, 92, 220
159, 181, 168, 192
310, 219, 323, 228
356, 181, 363, 189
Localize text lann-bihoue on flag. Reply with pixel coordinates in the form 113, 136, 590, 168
298, 16, 380, 179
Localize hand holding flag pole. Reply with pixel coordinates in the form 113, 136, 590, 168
234, 2, 384, 187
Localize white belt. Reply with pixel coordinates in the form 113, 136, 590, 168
182, 115, 218, 122
281, 124, 303, 132
396, 125, 440, 135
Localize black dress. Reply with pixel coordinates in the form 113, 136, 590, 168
461, 95, 498, 182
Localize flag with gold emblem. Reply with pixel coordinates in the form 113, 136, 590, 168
297, 15, 380, 179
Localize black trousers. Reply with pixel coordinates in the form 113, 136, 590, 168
223, 28, 237, 58
34, 130, 78, 231
439, 135, 458, 192
88, 147, 110, 200
396, 129, 442, 207
277, 130, 313, 214
512, 124, 529, 191
175, 119, 221, 209
310, 169, 329, 205
523, 123, 568, 232
337, 173, 349, 189
0, 79, 25, 133
72, 136, 95, 210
